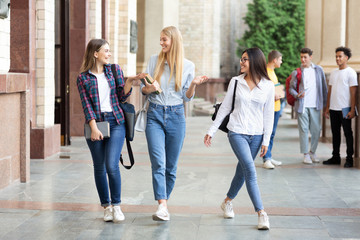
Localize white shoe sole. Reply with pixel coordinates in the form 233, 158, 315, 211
152, 214, 170, 221
221, 205, 234, 218
271, 161, 282, 166
258, 224, 270, 230
113, 216, 125, 222
263, 165, 275, 169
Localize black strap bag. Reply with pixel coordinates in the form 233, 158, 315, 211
111, 64, 135, 169
211, 80, 238, 133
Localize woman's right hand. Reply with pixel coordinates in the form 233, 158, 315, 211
143, 78, 161, 94
204, 134, 212, 147
89, 120, 104, 141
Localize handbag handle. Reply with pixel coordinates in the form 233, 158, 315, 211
111, 64, 135, 170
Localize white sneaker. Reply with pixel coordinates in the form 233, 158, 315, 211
271, 159, 282, 166
309, 152, 319, 163
113, 206, 125, 222
303, 154, 312, 164
263, 160, 275, 169
152, 203, 170, 221
258, 211, 270, 230
221, 200, 234, 218
103, 206, 113, 222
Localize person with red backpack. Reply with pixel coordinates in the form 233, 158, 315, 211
289, 48, 327, 164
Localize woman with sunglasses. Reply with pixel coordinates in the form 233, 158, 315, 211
204, 47, 274, 230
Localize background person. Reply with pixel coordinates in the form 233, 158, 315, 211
204, 47, 274, 230
289, 48, 327, 164
323, 47, 358, 168
263, 50, 283, 169
77, 39, 145, 223
141, 26, 208, 221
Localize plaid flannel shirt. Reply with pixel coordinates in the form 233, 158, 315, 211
77, 64, 132, 124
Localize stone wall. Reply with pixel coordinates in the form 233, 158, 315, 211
0, 14, 10, 73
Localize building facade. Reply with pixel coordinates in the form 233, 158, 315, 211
3, 0, 359, 190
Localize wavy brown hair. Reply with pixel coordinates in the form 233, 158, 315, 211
80, 39, 109, 72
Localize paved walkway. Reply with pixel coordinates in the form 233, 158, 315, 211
1, 112, 360, 239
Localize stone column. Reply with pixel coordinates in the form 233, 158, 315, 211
318, 0, 346, 71
30, 0, 60, 159
347, 0, 360, 70
0, 13, 10, 73
89, 0, 102, 39
69, 0, 89, 136
305, 0, 323, 65
35, 0, 55, 128
179, 0, 220, 77
117, 0, 139, 108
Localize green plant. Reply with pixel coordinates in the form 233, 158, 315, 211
237, 0, 305, 83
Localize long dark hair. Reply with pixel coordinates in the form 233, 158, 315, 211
242, 48, 270, 85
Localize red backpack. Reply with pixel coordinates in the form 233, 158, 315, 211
286, 68, 301, 106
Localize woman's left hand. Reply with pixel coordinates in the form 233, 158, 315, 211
192, 76, 209, 86
259, 145, 268, 157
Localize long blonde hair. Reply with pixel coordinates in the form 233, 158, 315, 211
80, 39, 109, 72
153, 26, 184, 92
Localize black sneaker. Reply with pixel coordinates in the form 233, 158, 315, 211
344, 159, 353, 168
323, 156, 341, 165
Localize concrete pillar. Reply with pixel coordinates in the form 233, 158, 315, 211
318, 0, 346, 70
69, 0, 89, 136
347, 0, 360, 70
35, 0, 55, 128
305, 0, 322, 65
108, 0, 119, 63
179, 0, 221, 77
0, 13, 10, 73
89, 0, 102, 39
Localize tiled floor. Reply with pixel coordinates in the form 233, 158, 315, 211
1, 114, 360, 239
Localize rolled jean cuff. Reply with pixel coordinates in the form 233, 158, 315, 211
255, 208, 264, 213
112, 203, 120, 206
155, 195, 167, 201
101, 203, 111, 207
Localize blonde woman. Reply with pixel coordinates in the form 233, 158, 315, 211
141, 26, 208, 221
77, 39, 145, 222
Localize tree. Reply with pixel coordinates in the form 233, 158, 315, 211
237, 0, 305, 83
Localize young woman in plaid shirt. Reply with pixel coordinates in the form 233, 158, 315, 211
77, 39, 145, 223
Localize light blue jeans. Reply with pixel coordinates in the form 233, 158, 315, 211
86, 112, 125, 207
145, 102, 186, 200
297, 107, 321, 154
227, 131, 264, 212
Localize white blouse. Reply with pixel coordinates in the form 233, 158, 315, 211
207, 74, 275, 146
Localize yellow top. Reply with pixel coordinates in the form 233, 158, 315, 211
267, 67, 281, 111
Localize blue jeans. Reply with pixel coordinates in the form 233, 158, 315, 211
263, 110, 281, 161
227, 131, 264, 212
145, 102, 186, 200
86, 112, 125, 207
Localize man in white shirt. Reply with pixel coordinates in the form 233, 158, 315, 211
323, 47, 358, 168
289, 48, 328, 164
